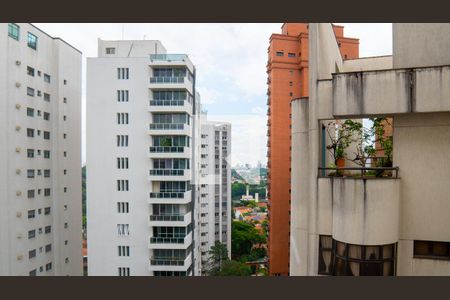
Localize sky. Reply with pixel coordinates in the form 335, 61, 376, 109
34, 23, 393, 167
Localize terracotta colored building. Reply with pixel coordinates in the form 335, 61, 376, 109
266, 23, 359, 275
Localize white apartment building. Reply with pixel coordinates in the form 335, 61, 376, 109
290, 23, 450, 276
0, 23, 83, 276
87, 39, 204, 276
198, 120, 232, 273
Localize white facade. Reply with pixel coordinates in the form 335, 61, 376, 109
198, 121, 232, 273
87, 39, 203, 276
0, 23, 82, 276
290, 23, 450, 276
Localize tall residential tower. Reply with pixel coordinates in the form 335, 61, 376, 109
0, 23, 82, 276
87, 39, 202, 276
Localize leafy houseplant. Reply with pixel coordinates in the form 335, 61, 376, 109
325, 120, 353, 176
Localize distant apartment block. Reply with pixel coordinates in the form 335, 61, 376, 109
266, 23, 359, 275
87, 39, 206, 276
0, 23, 83, 276
199, 121, 232, 272
291, 23, 450, 276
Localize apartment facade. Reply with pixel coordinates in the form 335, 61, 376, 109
266, 23, 358, 275
199, 120, 232, 273
291, 23, 450, 276
87, 39, 204, 276
0, 23, 82, 276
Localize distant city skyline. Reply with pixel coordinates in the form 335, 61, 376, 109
34, 23, 392, 166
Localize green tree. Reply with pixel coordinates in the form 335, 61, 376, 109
204, 241, 229, 275
217, 260, 252, 276
231, 221, 266, 260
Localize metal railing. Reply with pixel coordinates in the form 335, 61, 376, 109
150, 236, 186, 244
150, 77, 185, 84
150, 54, 188, 62
318, 167, 399, 178
149, 99, 187, 106
149, 146, 186, 153
149, 192, 187, 199
149, 123, 186, 130
150, 258, 185, 266
149, 215, 185, 222
149, 169, 186, 176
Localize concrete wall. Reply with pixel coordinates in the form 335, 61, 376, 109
393, 24, 450, 69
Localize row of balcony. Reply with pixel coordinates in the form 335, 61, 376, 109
149, 232, 192, 250
149, 191, 191, 205
149, 252, 192, 272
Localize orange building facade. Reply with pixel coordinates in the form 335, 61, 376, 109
266, 23, 359, 275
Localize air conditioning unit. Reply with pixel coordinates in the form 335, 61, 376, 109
17, 254, 23, 261
15, 104, 21, 109
15, 147, 21, 153
16, 212, 22, 218
16, 190, 22, 196
16, 169, 21, 175
16, 233, 23, 239
15, 82, 21, 88
15, 60, 21, 66
15, 125, 21, 131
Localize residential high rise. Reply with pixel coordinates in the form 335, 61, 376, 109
0, 23, 82, 276
87, 39, 202, 276
266, 23, 358, 275
291, 23, 450, 276
199, 120, 232, 273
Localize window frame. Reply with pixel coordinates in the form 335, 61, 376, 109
8, 23, 20, 40
27, 32, 38, 50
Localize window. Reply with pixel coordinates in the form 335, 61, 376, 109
27, 32, 38, 50
117, 202, 129, 213
288, 53, 296, 58
117, 68, 129, 80
118, 246, 130, 256
63, 133, 67, 139
44, 207, 51, 215
43, 150, 50, 159
276, 51, 284, 56
44, 169, 50, 178
27, 149, 35, 158
45, 226, 51, 234
64, 151, 67, 157
27, 66, 35, 76
117, 157, 129, 169
118, 267, 130, 276
43, 112, 50, 120
64, 222, 68, 229
8, 23, 20, 40
27, 189, 35, 199
44, 74, 51, 83
28, 210, 35, 219
106, 47, 116, 54
27, 107, 34, 117
65, 257, 70, 264
27, 169, 35, 178
27, 128, 34, 137
28, 230, 36, 239
318, 235, 333, 275
414, 240, 450, 260
45, 244, 52, 253
43, 131, 50, 140
64, 79, 67, 85
44, 188, 51, 197
117, 224, 130, 236
63, 97, 67, 103
117, 180, 129, 191
43, 93, 50, 102
117, 90, 129, 102
37, 90, 42, 97
116, 135, 129, 147
63, 115, 67, 121
45, 262, 52, 271
117, 113, 129, 124
27, 87, 35, 97
29, 249, 37, 259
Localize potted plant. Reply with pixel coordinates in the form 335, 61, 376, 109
325, 120, 353, 176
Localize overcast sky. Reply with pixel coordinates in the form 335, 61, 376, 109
34, 23, 392, 167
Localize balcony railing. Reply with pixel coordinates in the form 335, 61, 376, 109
149, 192, 186, 199
149, 214, 185, 222
318, 167, 399, 179
150, 257, 185, 266
149, 169, 186, 176
149, 146, 185, 153
150, 236, 186, 244
150, 77, 185, 84
149, 123, 186, 130
149, 99, 187, 106
150, 54, 188, 62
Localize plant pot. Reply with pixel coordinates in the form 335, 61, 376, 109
336, 158, 345, 176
